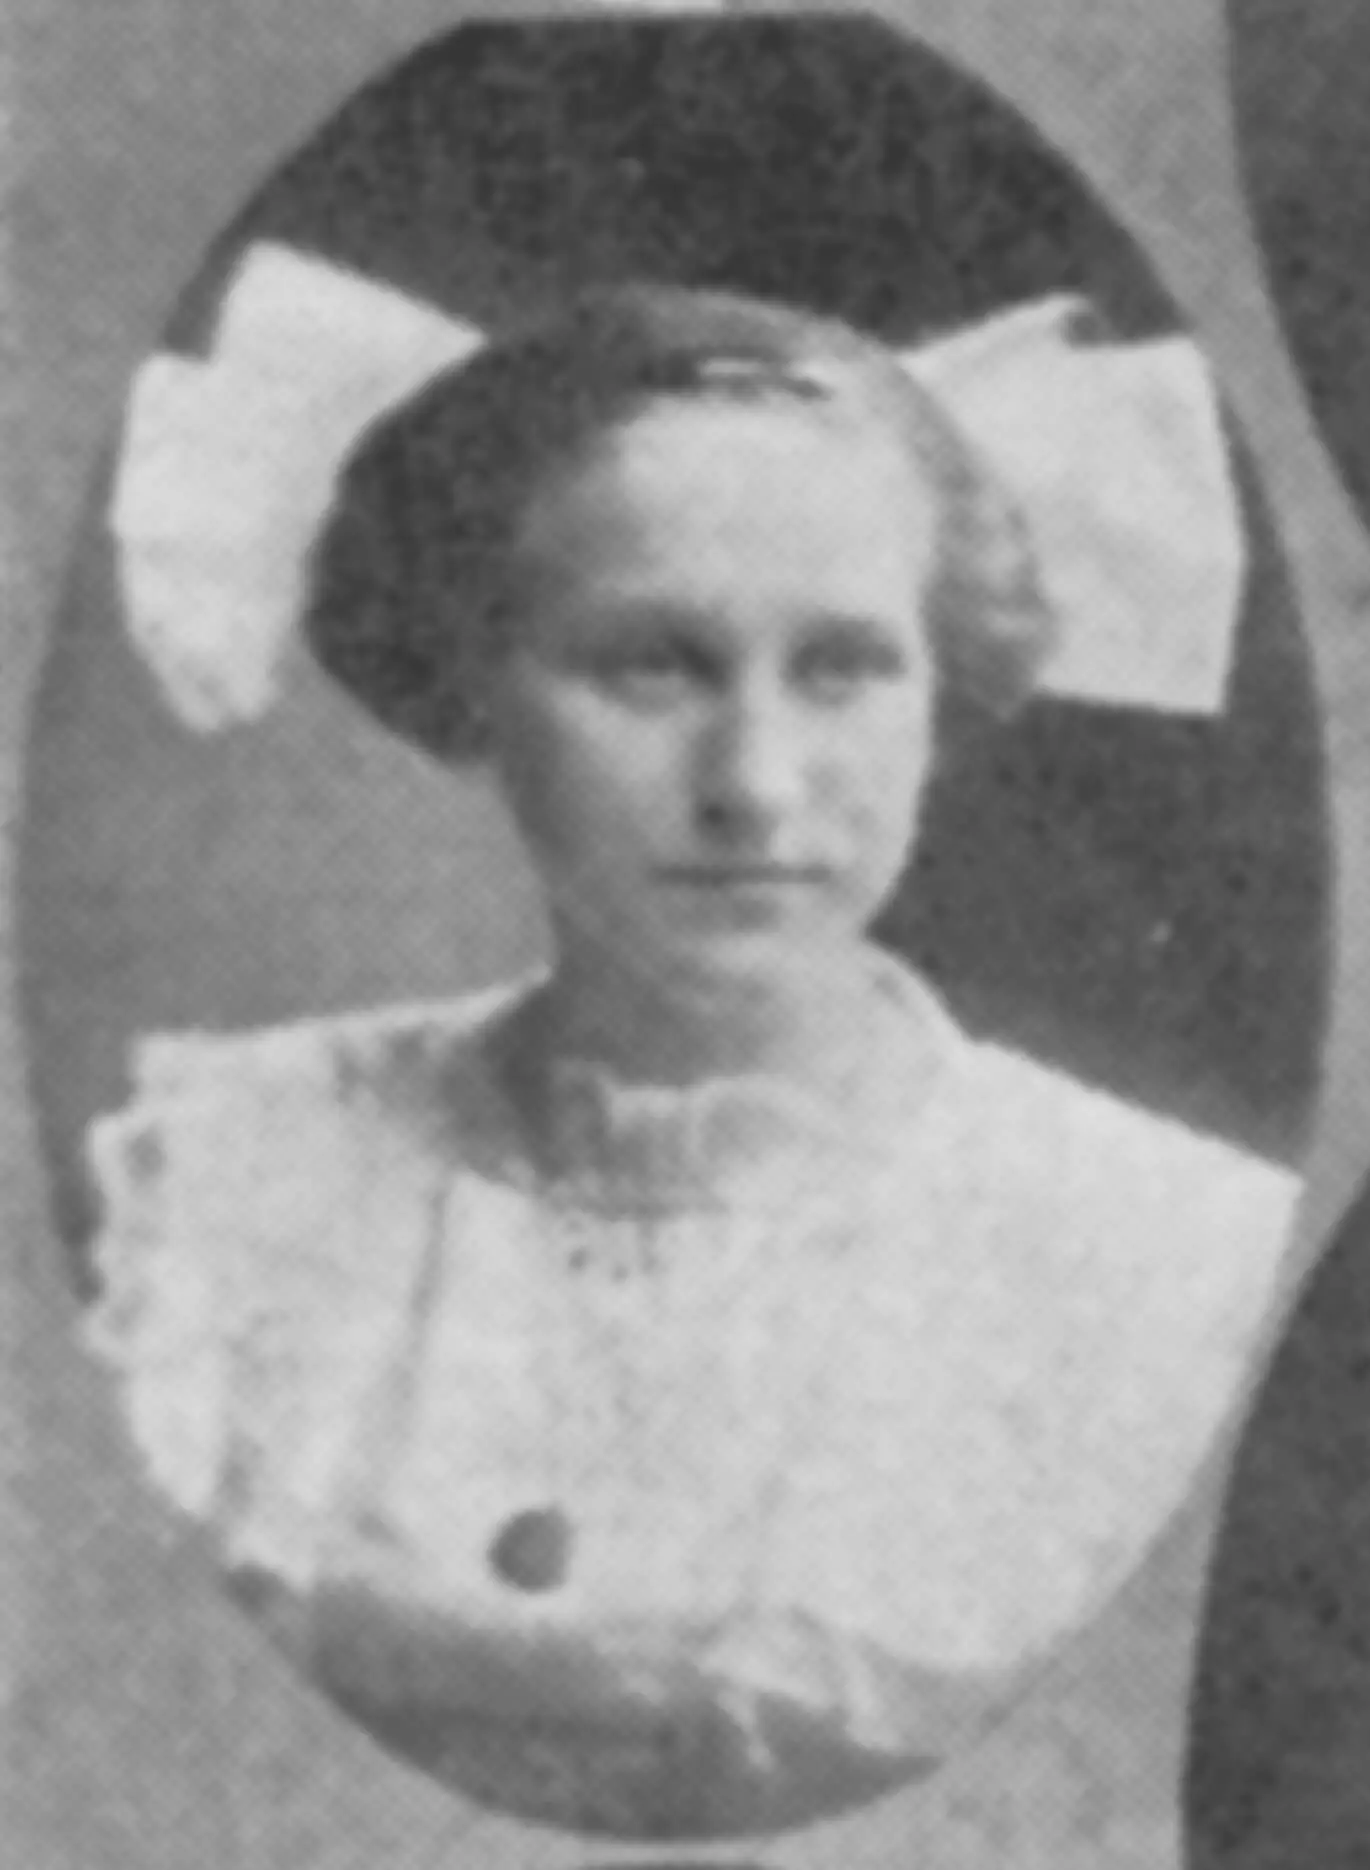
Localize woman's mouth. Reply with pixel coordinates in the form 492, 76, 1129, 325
656, 867, 834, 927
660, 865, 828, 889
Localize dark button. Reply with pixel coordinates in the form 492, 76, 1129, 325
489, 1505, 573, 1592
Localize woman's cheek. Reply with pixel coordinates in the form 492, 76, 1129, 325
847, 730, 932, 895
588, 718, 699, 842
850, 709, 931, 817
546, 740, 682, 887
496, 691, 628, 858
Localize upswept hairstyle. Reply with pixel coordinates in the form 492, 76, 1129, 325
302, 284, 1056, 763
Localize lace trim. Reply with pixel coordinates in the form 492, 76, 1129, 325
79, 958, 950, 1570
84, 1023, 445, 1585
475, 950, 956, 1215
82, 964, 1299, 1650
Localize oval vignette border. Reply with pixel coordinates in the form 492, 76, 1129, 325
6, 6, 1370, 1870
1184, 3, 1370, 1863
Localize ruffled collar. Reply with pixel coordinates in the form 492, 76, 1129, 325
496, 953, 963, 1214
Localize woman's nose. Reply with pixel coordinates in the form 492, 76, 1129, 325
695, 692, 810, 841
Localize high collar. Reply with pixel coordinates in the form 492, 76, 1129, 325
524, 952, 964, 1212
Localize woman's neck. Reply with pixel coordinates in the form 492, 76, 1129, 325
507, 940, 889, 1094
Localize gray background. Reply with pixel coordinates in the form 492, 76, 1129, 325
6, 3, 1370, 1866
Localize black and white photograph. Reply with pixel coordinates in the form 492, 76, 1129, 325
5, 6, 1366, 1868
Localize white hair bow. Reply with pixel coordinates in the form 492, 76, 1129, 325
111, 243, 1245, 733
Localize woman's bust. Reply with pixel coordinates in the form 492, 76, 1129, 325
85, 283, 1302, 1838
87, 961, 1296, 1834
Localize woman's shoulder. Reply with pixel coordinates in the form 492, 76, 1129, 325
88, 977, 538, 1185
82, 980, 540, 1548
86, 977, 540, 1300
940, 1032, 1303, 1266
964, 1039, 1293, 1181
113, 976, 535, 1106
878, 955, 1301, 1213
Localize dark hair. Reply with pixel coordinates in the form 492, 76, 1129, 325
302, 284, 1055, 763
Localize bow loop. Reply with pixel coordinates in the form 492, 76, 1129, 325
112, 247, 482, 729
902, 295, 1244, 712
110, 243, 1244, 732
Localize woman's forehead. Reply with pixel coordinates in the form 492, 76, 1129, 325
522, 397, 940, 565
509, 398, 941, 635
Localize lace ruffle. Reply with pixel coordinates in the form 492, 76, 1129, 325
516, 951, 948, 1217
84, 1018, 447, 1585
85, 1040, 233, 1522
80, 971, 1302, 1669
538, 1058, 906, 1217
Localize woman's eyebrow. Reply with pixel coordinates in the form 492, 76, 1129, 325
549, 599, 725, 643
800, 612, 911, 651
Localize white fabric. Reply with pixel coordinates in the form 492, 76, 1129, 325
110, 242, 1245, 732
83, 963, 1299, 1752
112, 249, 483, 729
908, 295, 1244, 711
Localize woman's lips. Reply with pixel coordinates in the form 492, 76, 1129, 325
657, 867, 831, 919
660, 865, 829, 886
661, 863, 822, 886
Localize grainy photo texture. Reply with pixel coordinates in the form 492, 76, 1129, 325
10, 10, 1341, 1867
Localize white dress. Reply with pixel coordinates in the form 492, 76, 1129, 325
84, 952, 1300, 1837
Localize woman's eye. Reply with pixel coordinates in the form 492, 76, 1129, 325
591, 641, 708, 703
796, 636, 907, 698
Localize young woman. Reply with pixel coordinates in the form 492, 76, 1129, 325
87, 283, 1299, 1839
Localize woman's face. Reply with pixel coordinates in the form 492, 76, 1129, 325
487, 396, 939, 996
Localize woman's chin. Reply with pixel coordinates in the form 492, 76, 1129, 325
647, 925, 866, 999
